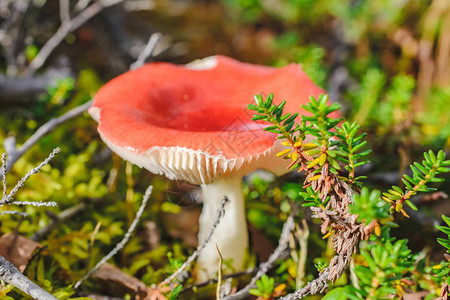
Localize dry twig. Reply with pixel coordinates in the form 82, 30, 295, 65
26, 0, 125, 75
280, 163, 371, 299
130, 33, 162, 70
441, 282, 449, 300
1, 148, 60, 206
216, 244, 223, 300
221, 214, 295, 300
0, 148, 60, 300
292, 219, 309, 288
0, 255, 57, 300
181, 270, 254, 292
73, 185, 153, 289
1, 102, 91, 181
0, 0, 30, 75
158, 197, 230, 288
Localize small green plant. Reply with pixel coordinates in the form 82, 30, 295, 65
250, 275, 276, 299
350, 188, 391, 229
382, 150, 449, 217
434, 216, 450, 281
167, 251, 184, 274
168, 284, 182, 300
335, 122, 371, 187
314, 260, 329, 273
250, 275, 285, 299
247, 93, 450, 299
32, 77, 75, 118
349, 229, 416, 299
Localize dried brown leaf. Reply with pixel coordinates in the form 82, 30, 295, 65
0, 233, 41, 272
93, 263, 148, 299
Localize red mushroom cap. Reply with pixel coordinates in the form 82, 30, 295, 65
90, 56, 329, 184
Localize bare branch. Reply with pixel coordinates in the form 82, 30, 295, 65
1, 100, 91, 181
73, 185, 153, 289
181, 270, 254, 292
130, 33, 162, 70
0, 148, 61, 300
0, 65, 73, 104
280, 174, 363, 300
123, 0, 156, 11
59, 0, 71, 24
293, 220, 309, 288
0, 211, 29, 217
26, 0, 124, 75
216, 244, 223, 300
0, 255, 57, 300
75, 0, 92, 12
1, 148, 60, 204
441, 281, 450, 299
10, 201, 58, 207
0, 0, 31, 75
1, 153, 7, 197
280, 270, 330, 300
221, 214, 295, 300
158, 197, 230, 288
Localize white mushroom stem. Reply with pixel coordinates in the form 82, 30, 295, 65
197, 176, 248, 281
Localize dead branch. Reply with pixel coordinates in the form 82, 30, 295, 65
25, 0, 125, 75
0, 255, 57, 300
74, 185, 153, 289
0, 61, 73, 104
158, 197, 230, 288
0, 149, 60, 299
130, 33, 162, 70
181, 270, 254, 292
1, 100, 92, 181
221, 214, 295, 300
0, 0, 30, 76
280, 167, 368, 299
1, 148, 60, 204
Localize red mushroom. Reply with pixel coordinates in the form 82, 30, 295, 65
89, 55, 328, 280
